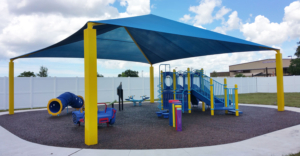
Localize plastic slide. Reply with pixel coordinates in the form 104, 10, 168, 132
47, 92, 84, 116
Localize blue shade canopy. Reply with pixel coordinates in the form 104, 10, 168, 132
12, 14, 277, 64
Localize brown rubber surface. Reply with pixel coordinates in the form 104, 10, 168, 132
1, 102, 300, 149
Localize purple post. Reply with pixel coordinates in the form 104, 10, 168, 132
177, 107, 182, 131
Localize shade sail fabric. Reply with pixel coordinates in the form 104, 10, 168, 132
12, 14, 277, 64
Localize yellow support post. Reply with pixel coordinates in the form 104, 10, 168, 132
150, 65, 154, 103
175, 105, 181, 128
84, 22, 98, 145
210, 78, 214, 116
224, 78, 228, 114
187, 68, 191, 113
275, 50, 285, 111
173, 69, 176, 100
9, 60, 14, 115
235, 84, 239, 116
202, 101, 205, 112
161, 70, 163, 110
173, 103, 175, 127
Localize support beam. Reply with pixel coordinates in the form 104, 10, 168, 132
9, 60, 14, 115
187, 68, 191, 113
173, 69, 176, 100
210, 78, 214, 116
275, 50, 285, 111
235, 84, 239, 116
84, 22, 98, 145
160, 70, 163, 110
224, 78, 228, 114
150, 65, 154, 103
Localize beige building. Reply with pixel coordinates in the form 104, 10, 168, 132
210, 59, 292, 77
229, 59, 291, 77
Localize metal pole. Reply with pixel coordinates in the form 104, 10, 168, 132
84, 22, 98, 145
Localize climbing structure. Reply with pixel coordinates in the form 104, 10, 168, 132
158, 65, 242, 116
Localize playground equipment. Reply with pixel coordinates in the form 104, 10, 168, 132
47, 92, 84, 116
117, 82, 124, 111
125, 95, 149, 106
157, 64, 243, 116
72, 103, 117, 127
168, 100, 182, 131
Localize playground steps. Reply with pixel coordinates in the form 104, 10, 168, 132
227, 110, 243, 115
191, 90, 237, 112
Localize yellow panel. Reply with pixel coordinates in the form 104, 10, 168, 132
84, 22, 98, 145
150, 65, 154, 103
202, 101, 205, 112
276, 51, 285, 111
9, 60, 14, 115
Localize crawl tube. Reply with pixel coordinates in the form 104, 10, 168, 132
47, 92, 84, 116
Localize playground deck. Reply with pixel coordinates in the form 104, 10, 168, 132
1, 102, 300, 149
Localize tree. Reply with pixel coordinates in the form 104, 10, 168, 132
288, 58, 300, 75
37, 66, 48, 77
235, 73, 245, 77
211, 71, 218, 77
118, 69, 139, 77
295, 41, 300, 58
97, 72, 104, 77
18, 71, 36, 77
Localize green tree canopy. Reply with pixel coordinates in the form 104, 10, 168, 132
18, 71, 36, 77
37, 66, 48, 77
295, 41, 300, 58
97, 72, 104, 77
235, 73, 246, 77
288, 58, 300, 75
118, 69, 139, 77
211, 71, 218, 77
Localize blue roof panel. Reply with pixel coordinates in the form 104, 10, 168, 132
13, 14, 277, 64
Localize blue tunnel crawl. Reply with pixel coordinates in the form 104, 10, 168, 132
47, 92, 84, 116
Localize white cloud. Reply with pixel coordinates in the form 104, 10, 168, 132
189, 0, 222, 25
240, 1, 300, 46
6, 0, 119, 18
240, 15, 289, 45
179, 14, 192, 23
119, 0, 150, 17
213, 11, 241, 34
0, 0, 151, 77
151, 4, 156, 9
180, 0, 232, 26
0, 0, 150, 60
215, 6, 231, 21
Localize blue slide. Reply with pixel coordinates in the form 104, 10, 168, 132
47, 92, 84, 116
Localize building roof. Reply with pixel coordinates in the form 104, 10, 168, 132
230, 58, 290, 67
12, 14, 277, 64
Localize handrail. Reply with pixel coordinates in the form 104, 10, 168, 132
97, 103, 107, 113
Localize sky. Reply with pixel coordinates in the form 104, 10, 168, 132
0, 0, 299, 77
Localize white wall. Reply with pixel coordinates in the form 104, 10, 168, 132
0, 77, 159, 110
0, 76, 300, 110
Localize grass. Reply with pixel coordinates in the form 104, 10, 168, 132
238, 93, 300, 107
287, 152, 300, 156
